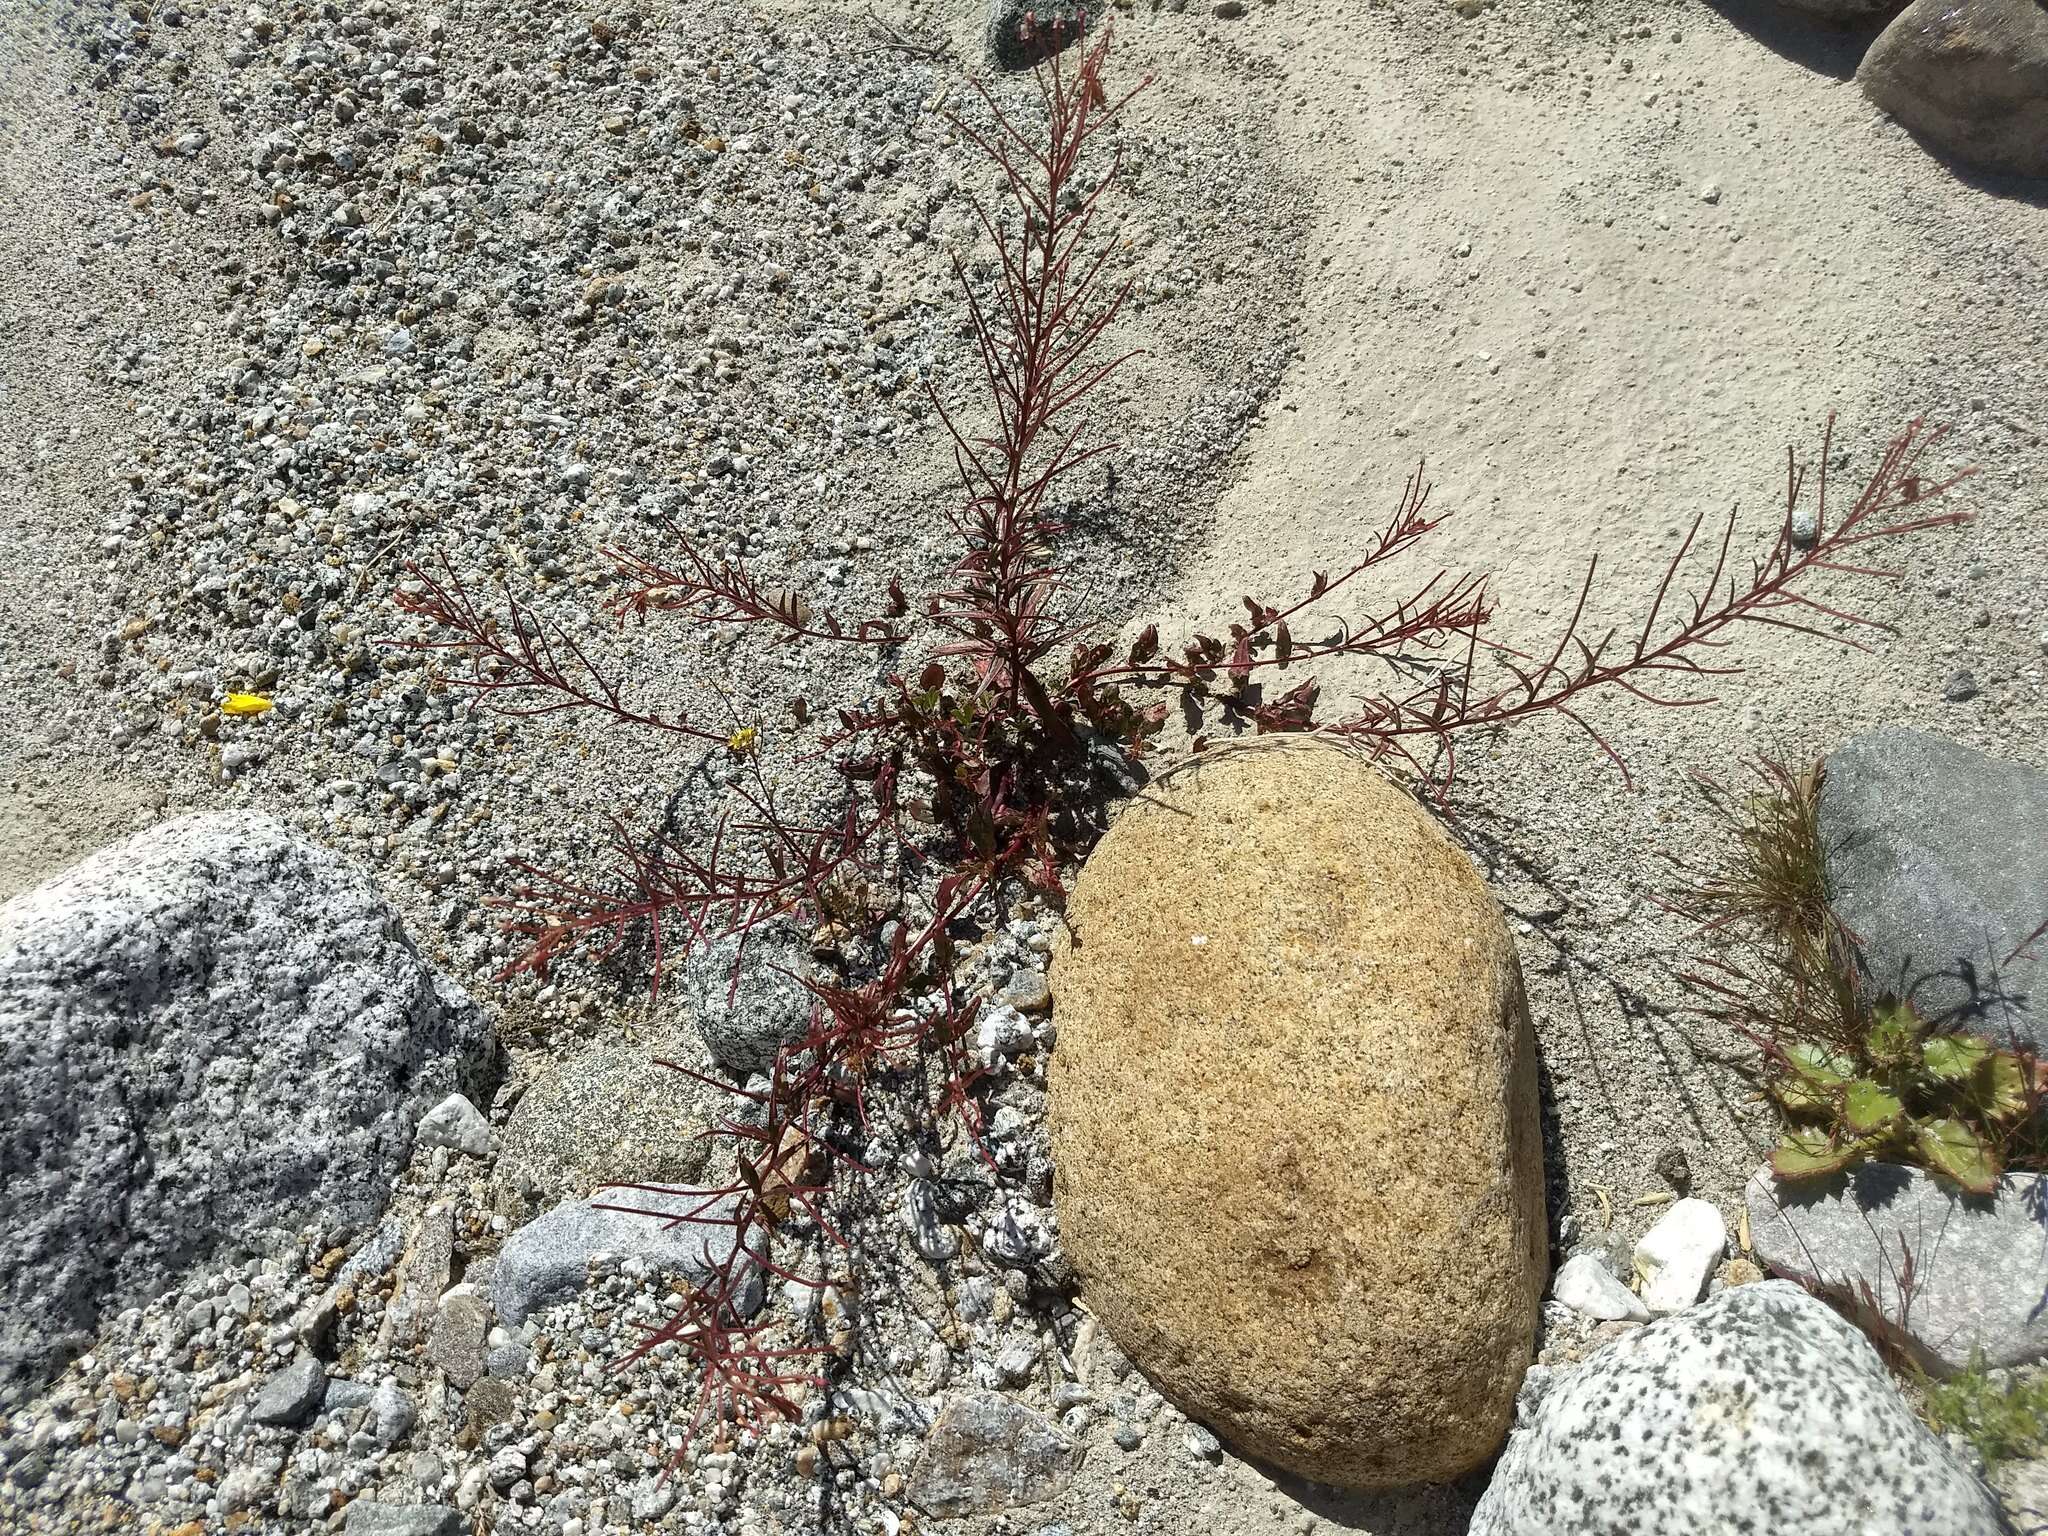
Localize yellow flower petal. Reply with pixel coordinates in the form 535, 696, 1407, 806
221, 693, 273, 717
726, 726, 758, 755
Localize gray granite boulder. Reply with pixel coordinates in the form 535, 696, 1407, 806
0, 813, 497, 1404
490, 1190, 757, 1326
1860, 0, 2048, 179
1819, 729, 2048, 1049
1470, 1281, 2000, 1534
1748, 1163, 2048, 1373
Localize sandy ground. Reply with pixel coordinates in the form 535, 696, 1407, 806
2, 0, 2045, 1530
1121, 0, 2048, 1261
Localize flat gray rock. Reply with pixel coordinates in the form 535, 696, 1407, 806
1748, 1163, 2048, 1372
250, 1353, 328, 1427
343, 1504, 461, 1536
1818, 728, 2048, 1050
490, 1190, 755, 1326
907, 1391, 1081, 1517
0, 813, 497, 1404
1471, 1281, 2000, 1535
493, 1037, 718, 1221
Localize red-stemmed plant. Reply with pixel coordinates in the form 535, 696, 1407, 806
390, 15, 1976, 1463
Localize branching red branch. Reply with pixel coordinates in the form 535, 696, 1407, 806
1321, 416, 1972, 785
490, 791, 890, 996
925, 26, 1151, 713
607, 528, 901, 647
391, 553, 734, 741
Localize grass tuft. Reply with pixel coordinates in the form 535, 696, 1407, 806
1921, 1355, 2048, 1470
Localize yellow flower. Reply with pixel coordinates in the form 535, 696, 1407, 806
726, 726, 758, 756
221, 693, 273, 717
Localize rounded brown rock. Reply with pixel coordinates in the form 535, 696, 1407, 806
1047, 742, 1546, 1488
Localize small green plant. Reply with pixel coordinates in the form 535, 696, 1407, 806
1771, 1002, 2039, 1194
1677, 764, 2047, 1194
1922, 1354, 2048, 1469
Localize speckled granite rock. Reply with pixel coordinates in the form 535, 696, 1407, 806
679, 924, 815, 1074
0, 813, 497, 1404
1748, 1163, 2048, 1373
1470, 1280, 2001, 1534
493, 1037, 719, 1220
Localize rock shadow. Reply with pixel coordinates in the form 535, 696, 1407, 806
1701, 0, 1890, 81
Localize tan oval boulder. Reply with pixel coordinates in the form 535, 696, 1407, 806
1047, 742, 1546, 1488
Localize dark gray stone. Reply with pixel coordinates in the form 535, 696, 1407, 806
908, 1391, 1081, 1517
0, 813, 498, 1404
679, 925, 813, 1074
1470, 1281, 2000, 1534
489, 1191, 757, 1326
1860, 0, 2048, 179
1748, 1163, 2048, 1372
1818, 729, 2048, 1049
485, 1342, 530, 1379
458, 1378, 517, 1445
986, 1, 1086, 70
343, 1503, 461, 1536
250, 1354, 328, 1427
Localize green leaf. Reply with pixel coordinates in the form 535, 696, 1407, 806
1868, 1002, 1922, 1065
1772, 1042, 1855, 1115
1923, 1032, 1992, 1083
1974, 1053, 2032, 1123
1771, 1076, 1832, 1116
1773, 1127, 1858, 1180
1785, 1040, 1856, 1085
1843, 1079, 1905, 1135
1916, 1117, 1999, 1195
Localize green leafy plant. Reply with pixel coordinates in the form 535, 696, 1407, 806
1770, 1001, 2039, 1194
1922, 1353, 2048, 1469
1676, 764, 2045, 1194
